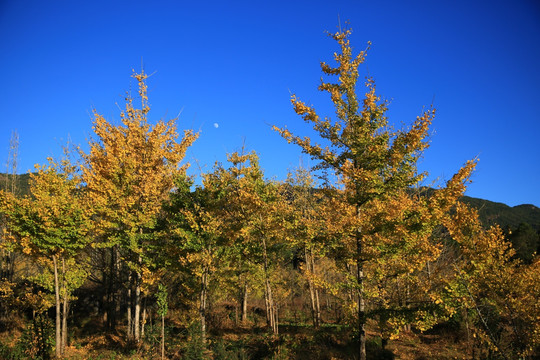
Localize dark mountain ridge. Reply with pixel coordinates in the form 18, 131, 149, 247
0, 172, 31, 197
460, 195, 540, 232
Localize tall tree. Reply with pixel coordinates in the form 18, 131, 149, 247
0, 130, 20, 321
164, 173, 225, 344
229, 151, 284, 334
81, 70, 197, 342
282, 166, 324, 327
207, 151, 284, 334
273, 28, 475, 359
434, 202, 540, 359
0, 157, 90, 357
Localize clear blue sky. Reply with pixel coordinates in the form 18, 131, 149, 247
1, 0, 539, 207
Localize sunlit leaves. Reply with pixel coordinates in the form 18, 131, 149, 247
1, 157, 90, 258
430, 201, 540, 357
272, 27, 482, 353
82, 70, 198, 250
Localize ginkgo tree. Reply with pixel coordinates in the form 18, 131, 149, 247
0, 156, 91, 358
81, 70, 197, 343
212, 150, 286, 334
166, 150, 287, 337
282, 166, 326, 328
163, 173, 226, 344
433, 200, 540, 359
273, 28, 477, 359
232, 151, 287, 335
358, 163, 476, 346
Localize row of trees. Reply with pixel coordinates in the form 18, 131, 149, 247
1, 28, 539, 359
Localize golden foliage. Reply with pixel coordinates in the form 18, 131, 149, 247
83, 70, 198, 242
273, 27, 480, 345
433, 201, 540, 357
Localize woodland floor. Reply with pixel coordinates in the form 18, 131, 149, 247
1, 311, 475, 360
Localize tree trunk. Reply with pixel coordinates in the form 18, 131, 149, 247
310, 248, 321, 318
274, 302, 279, 335
127, 272, 133, 340
53, 254, 62, 358
405, 282, 411, 332
106, 245, 119, 329
141, 297, 147, 340
241, 279, 248, 323
264, 279, 271, 327
356, 223, 366, 360
161, 312, 165, 360
200, 264, 209, 344
264, 277, 277, 334
262, 237, 278, 334
305, 246, 321, 328
345, 263, 355, 303
102, 249, 108, 325
0, 249, 15, 283
62, 257, 68, 353
134, 258, 142, 343
114, 247, 121, 325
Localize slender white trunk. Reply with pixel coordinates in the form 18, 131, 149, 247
134, 261, 141, 342
241, 280, 248, 323
356, 220, 366, 360
305, 247, 321, 327
161, 312, 165, 360
53, 255, 61, 358
200, 264, 209, 344
141, 298, 147, 339
262, 237, 278, 334
127, 272, 132, 340
62, 257, 68, 353
313, 264, 321, 325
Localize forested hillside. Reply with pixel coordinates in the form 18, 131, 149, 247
1, 28, 539, 360
0, 173, 31, 197
460, 195, 540, 231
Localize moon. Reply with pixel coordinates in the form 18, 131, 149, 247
213, 123, 219, 128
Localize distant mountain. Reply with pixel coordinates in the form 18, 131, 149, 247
460, 195, 540, 232
0, 173, 31, 196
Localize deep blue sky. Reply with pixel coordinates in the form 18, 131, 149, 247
1, 0, 539, 207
